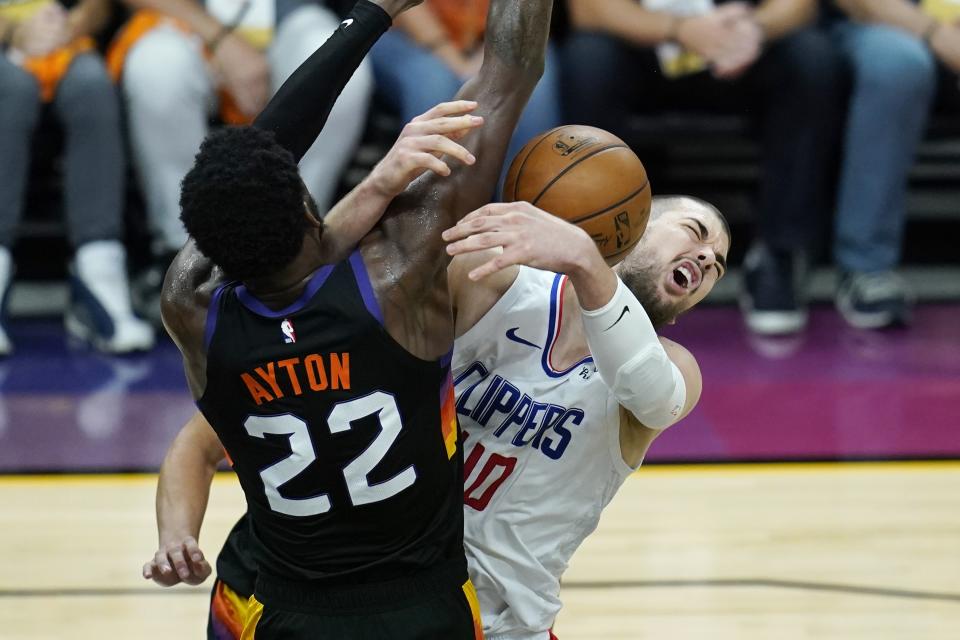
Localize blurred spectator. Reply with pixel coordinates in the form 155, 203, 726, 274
563, 0, 845, 336
0, 0, 153, 354
368, 0, 561, 190
825, 0, 941, 329
111, 0, 373, 323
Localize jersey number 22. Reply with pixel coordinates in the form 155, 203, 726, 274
244, 392, 417, 516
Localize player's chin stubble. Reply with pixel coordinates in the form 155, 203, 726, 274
619, 262, 687, 330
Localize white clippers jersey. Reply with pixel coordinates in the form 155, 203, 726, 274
453, 267, 640, 640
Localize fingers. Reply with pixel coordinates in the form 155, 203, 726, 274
405, 114, 484, 138
443, 209, 503, 242
468, 250, 521, 281
143, 561, 155, 580
182, 537, 205, 566
411, 100, 478, 122
168, 545, 191, 581
445, 231, 507, 257
416, 135, 476, 165
411, 152, 452, 177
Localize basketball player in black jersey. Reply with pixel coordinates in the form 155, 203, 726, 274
160, 0, 554, 637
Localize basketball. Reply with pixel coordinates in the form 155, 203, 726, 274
503, 125, 651, 263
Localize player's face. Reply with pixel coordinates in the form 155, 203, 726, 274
615, 206, 729, 327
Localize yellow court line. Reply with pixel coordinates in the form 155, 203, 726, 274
0, 460, 958, 485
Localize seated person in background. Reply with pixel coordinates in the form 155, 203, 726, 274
0, 0, 153, 355
110, 0, 374, 323
368, 0, 561, 187
563, 0, 845, 336
823, 0, 946, 329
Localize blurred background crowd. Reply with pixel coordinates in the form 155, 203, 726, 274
1, 0, 958, 357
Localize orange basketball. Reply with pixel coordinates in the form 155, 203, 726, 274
503, 125, 651, 263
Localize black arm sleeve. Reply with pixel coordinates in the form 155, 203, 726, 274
252, 0, 391, 162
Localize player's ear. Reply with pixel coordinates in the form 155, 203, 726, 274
303, 196, 322, 229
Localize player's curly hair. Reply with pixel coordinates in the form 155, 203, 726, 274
179, 126, 320, 280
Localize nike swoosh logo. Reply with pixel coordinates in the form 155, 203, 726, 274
505, 327, 541, 350
604, 306, 630, 332
340, 18, 354, 28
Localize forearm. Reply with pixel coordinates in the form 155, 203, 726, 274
835, 0, 934, 37
120, 0, 223, 44
754, 0, 817, 42
565, 237, 619, 312
67, 0, 112, 39
155, 415, 224, 545
253, 0, 392, 162
321, 180, 393, 262
567, 0, 675, 47
581, 280, 686, 430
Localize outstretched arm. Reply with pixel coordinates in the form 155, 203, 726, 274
365, 0, 554, 360
253, 0, 421, 161
321, 100, 483, 261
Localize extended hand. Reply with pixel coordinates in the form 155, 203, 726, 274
368, 100, 483, 197
442, 201, 602, 281
212, 33, 271, 118
142, 536, 212, 587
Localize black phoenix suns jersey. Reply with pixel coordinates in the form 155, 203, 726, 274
198, 250, 464, 586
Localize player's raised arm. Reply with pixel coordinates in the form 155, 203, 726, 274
363, 0, 554, 360
253, 0, 423, 162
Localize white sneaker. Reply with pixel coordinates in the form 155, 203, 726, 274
66, 241, 155, 354
0, 247, 13, 357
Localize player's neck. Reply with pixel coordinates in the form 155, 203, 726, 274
241, 247, 328, 311
551, 279, 592, 370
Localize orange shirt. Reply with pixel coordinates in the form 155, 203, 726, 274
428, 0, 488, 51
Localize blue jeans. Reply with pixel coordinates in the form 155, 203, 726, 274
830, 22, 936, 273
370, 29, 561, 195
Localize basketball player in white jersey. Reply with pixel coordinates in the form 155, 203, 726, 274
145, 194, 729, 640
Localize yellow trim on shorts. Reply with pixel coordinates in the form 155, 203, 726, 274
239, 595, 264, 640
462, 579, 484, 639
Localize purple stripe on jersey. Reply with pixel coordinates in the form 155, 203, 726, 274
440, 349, 453, 369
348, 249, 384, 325
541, 274, 592, 378
203, 282, 233, 353
235, 264, 335, 318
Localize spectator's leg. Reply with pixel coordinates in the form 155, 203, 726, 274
831, 24, 935, 273
830, 23, 935, 328
753, 28, 845, 256
123, 26, 214, 255
0, 56, 41, 354
55, 53, 154, 353
269, 4, 374, 213
369, 29, 462, 124
740, 28, 846, 335
53, 54, 124, 247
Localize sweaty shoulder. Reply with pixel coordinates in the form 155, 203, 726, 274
160, 241, 227, 362
449, 249, 520, 338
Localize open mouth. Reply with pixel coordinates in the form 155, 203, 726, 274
671, 260, 702, 292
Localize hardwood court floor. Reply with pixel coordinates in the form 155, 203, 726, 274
1, 462, 957, 639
